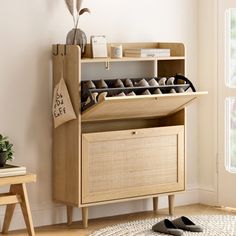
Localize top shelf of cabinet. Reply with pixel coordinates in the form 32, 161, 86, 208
79, 42, 185, 61
81, 56, 185, 63
52, 42, 185, 62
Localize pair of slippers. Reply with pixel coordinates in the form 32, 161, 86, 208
152, 216, 203, 235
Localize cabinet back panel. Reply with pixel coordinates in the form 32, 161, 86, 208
158, 60, 185, 77
82, 42, 184, 58
82, 109, 186, 134
82, 118, 159, 133
81, 61, 155, 81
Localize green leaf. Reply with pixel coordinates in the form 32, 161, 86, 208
0, 135, 14, 160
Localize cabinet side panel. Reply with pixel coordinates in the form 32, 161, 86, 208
52, 45, 81, 206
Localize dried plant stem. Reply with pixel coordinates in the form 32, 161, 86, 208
72, 28, 77, 45
73, 15, 76, 28
75, 15, 80, 29
72, 15, 80, 45
65, 0, 76, 27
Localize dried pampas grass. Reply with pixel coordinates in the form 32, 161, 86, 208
79, 8, 90, 15
65, 0, 74, 16
64, 0, 90, 44
76, 0, 83, 12
64, 0, 90, 28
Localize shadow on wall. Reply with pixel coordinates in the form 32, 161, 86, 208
25, 45, 54, 216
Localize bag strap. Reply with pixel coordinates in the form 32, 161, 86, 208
60, 55, 65, 79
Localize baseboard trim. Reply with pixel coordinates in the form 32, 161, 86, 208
0, 188, 200, 231
199, 187, 217, 205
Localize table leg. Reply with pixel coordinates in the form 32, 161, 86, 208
10, 184, 35, 236
2, 203, 16, 233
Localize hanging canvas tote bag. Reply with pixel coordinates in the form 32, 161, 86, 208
52, 78, 76, 128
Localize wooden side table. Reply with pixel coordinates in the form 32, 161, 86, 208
0, 174, 36, 236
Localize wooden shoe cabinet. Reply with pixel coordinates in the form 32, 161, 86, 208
52, 42, 207, 228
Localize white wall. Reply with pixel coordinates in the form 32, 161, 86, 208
198, 0, 218, 205
0, 0, 199, 230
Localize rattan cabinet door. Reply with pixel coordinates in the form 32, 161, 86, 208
82, 126, 184, 204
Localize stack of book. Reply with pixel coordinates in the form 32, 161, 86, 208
124, 48, 171, 58
0, 164, 26, 177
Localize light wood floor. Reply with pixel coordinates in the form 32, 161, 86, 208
4, 204, 236, 236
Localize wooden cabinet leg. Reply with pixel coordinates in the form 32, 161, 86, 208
153, 197, 158, 212
82, 207, 88, 228
10, 184, 35, 236
67, 205, 73, 226
2, 203, 16, 233
168, 194, 175, 215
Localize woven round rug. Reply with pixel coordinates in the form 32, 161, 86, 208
89, 215, 236, 236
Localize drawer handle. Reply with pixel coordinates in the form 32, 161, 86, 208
132, 131, 137, 135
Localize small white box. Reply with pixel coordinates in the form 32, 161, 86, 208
91, 35, 108, 58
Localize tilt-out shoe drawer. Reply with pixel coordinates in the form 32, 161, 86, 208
81, 125, 184, 204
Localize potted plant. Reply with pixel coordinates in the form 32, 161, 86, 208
0, 134, 14, 167
65, 0, 91, 55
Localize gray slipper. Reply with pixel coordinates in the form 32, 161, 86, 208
85, 92, 98, 105
152, 219, 183, 236
158, 77, 167, 86
135, 79, 149, 87
153, 88, 162, 94
172, 216, 203, 232
97, 92, 108, 102
124, 78, 133, 87
86, 80, 96, 89
97, 79, 108, 89
116, 92, 126, 97
166, 77, 175, 85
114, 79, 125, 88
177, 88, 185, 93
148, 78, 159, 86
142, 89, 151, 95
127, 91, 136, 96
